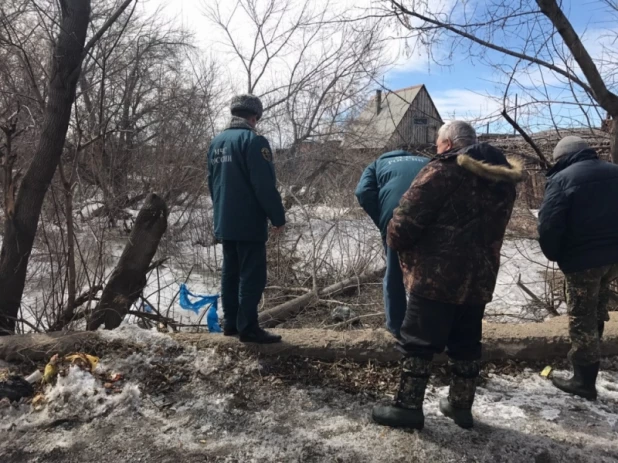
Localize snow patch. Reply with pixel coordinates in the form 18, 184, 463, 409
1, 367, 140, 431
539, 408, 561, 421
99, 323, 178, 348
488, 239, 563, 322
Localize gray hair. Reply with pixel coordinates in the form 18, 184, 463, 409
437, 121, 477, 149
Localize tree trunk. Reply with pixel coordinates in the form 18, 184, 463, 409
258, 268, 386, 328
0, 0, 92, 335
536, 0, 618, 121
611, 119, 618, 164
87, 194, 168, 331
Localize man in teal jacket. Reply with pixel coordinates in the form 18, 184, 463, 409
355, 149, 429, 337
207, 94, 286, 344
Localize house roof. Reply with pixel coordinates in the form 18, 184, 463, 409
344, 85, 435, 150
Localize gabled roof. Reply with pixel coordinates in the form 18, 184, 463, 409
344, 84, 439, 150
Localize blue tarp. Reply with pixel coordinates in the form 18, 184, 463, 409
141, 302, 153, 313
178, 284, 222, 333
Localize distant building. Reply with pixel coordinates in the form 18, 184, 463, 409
345, 85, 443, 151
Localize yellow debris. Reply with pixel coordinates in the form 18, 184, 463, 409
540, 366, 553, 378
31, 393, 46, 410
64, 353, 99, 372
43, 352, 101, 385
43, 354, 60, 383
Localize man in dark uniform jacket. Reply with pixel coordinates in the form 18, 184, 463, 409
207, 94, 286, 344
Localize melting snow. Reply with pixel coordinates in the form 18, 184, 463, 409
1, 333, 617, 462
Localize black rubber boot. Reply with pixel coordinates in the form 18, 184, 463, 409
372, 405, 424, 429
552, 362, 599, 401
223, 324, 239, 336
372, 357, 430, 431
440, 360, 479, 429
440, 398, 473, 429
239, 327, 282, 344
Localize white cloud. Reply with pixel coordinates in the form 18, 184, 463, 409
431, 89, 502, 121
143, 0, 454, 84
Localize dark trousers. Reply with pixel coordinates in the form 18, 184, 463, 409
383, 240, 407, 337
221, 241, 267, 334
399, 293, 486, 361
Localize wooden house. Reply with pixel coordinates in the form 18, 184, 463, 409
345, 85, 443, 151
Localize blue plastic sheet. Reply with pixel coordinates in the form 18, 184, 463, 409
141, 302, 154, 313
178, 284, 222, 333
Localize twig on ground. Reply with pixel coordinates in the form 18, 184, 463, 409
325, 312, 383, 330
517, 274, 560, 316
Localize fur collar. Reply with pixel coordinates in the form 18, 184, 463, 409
457, 155, 524, 183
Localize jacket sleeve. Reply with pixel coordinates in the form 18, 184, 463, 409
246, 136, 286, 227
538, 179, 568, 262
206, 147, 214, 202
387, 162, 458, 252
355, 162, 381, 228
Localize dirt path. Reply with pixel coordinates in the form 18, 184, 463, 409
1, 327, 617, 462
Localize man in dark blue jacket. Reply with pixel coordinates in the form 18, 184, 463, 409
355, 149, 429, 337
539, 136, 618, 400
207, 94, 286, 344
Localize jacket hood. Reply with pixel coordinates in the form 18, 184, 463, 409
440, 143, 524, 183
546, 149, 598, 178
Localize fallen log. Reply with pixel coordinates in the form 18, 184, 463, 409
2, 314, 617, 365
258, 267, 385, 328
0, 331, 103, 363
182, 314, 618, 363
87, 193, 168, 331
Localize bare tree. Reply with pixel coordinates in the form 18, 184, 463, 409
204, 0, 388, 139
383, 0, 618, 163
205, 0, 389, 210
0, 0, 135, 335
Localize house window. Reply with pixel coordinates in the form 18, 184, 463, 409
414, 117, 428, 125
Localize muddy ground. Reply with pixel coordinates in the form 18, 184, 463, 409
1, 327, 617, 463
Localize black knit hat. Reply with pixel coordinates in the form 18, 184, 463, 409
230, 94, 263, 120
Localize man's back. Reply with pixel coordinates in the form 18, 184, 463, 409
389, 143, 522, 305
207, 124, 285, 242
539, 150, 618, 273
355, 150, 428, 235
212, 94, 285, 344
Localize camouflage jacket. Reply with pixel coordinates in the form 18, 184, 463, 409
387, 143, 523, 305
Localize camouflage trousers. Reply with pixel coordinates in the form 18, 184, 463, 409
396, 357, 479, 410
565, 264, 618, 365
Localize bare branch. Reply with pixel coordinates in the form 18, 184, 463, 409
82, 0, 135, 60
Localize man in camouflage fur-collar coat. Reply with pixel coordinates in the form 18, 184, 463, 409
372, 121, 523, 431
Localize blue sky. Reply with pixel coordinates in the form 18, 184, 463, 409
381, 0, 617, 132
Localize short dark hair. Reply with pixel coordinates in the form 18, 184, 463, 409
232, 109, 260, 120
397, 144, 411, 151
